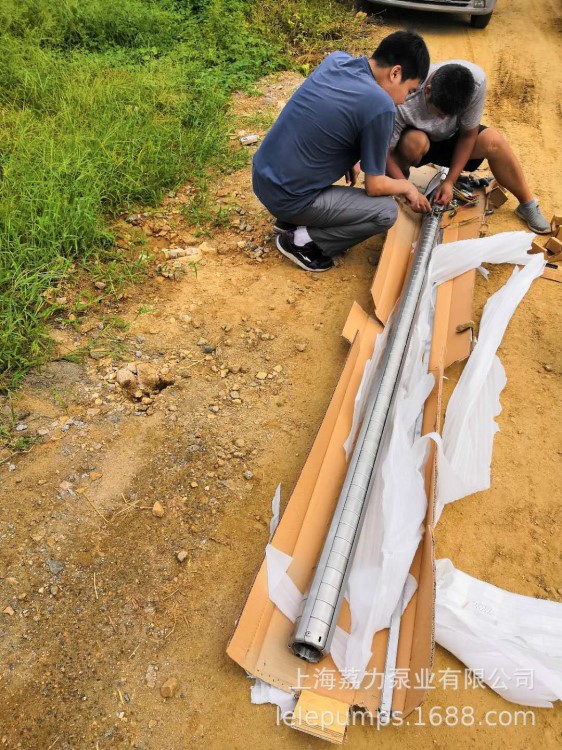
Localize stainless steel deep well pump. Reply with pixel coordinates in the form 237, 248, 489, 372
290, 206, 444, 664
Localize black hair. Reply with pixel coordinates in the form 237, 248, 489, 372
429, 64, 476, 116
372, 31, 430, 82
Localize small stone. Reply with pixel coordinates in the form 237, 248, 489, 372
286, 297, 295, 305
46, 560, 63, 575
198, 241, 216, 255
209, 405, 219, 413
543, 364, 553, 373
50, 585, 59, 596
230, 391, 240, 400
3, 606, 15, 616
203, 345, 215, 354
234, 438, 245, 448
148, 720, 158, 730
160, 677, 179, 699
136, 362, 161, 393
295, 342, 307, 352
116, 367, 138, 395
152, 501, 165, 518
243, 471, 254, 481
190, 481, 198, 488
145, 664, 158, 688
273, 365, 283, 373
229, 364, 241, 374
89, 471, 103, 481
15, 424, 28, 432
256, 371, 267, 380
94, 281, 107, 290
176, 550, 188, 563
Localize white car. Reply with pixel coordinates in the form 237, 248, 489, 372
359, 0, 496, 29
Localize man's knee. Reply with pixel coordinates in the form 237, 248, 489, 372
397, 129, 430, 166
475, 126, 505, 158
371, 196, 398, 230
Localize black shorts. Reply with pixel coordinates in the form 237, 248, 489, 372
418, 124, 487, 172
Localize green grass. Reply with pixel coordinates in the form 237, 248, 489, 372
0, 0, 368, 390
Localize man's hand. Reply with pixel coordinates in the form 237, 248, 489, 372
433, 179, 454, 207
404, 184, 431, 214
345, 162, 361, 187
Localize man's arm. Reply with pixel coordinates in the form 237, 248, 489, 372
386, 148, 407, 180
365, 173, 430, 213
434, 126, 479, 205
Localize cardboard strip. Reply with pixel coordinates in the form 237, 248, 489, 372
290, 692, 349, 744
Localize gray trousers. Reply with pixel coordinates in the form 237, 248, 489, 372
278, 186, 398, 257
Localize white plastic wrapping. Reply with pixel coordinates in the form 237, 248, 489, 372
343, 320, 391, 459
429, 231, 537, 286
265, 544, 302, 623
262, 230, 547, 698
269, 484, 281, 540
251, 678, 297, 716
435, 255, 545, 520
340, 231, 542, 682
331, 574, 418, 681
435, 559, 562, 708
343, 377, 435, 683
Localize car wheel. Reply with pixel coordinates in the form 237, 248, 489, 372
470, 12, 492, 28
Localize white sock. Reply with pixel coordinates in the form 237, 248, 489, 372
293, 226, 313, 247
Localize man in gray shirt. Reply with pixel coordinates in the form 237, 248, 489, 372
387, 60, 550, 234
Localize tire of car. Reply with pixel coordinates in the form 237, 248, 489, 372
470, 12, 493, 28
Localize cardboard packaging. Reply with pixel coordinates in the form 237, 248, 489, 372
545, 235, 562, 259
227, 187, 486, 742
487, 181, 508, 209
530, 239, 546, 255
550, 213, 562, 237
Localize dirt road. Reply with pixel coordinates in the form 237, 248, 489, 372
1, 0, 561, 748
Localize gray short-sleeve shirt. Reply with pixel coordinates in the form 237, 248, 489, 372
391, 60, 486, 148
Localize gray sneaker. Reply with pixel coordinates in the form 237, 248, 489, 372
515, 200, 551, 234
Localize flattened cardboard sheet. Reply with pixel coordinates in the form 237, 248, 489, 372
227, 195, 486, 734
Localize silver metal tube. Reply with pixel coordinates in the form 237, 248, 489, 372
290, 208, 443, 663
378, 220, 442, 720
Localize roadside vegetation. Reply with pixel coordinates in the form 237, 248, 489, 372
0, 0, 368, 390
